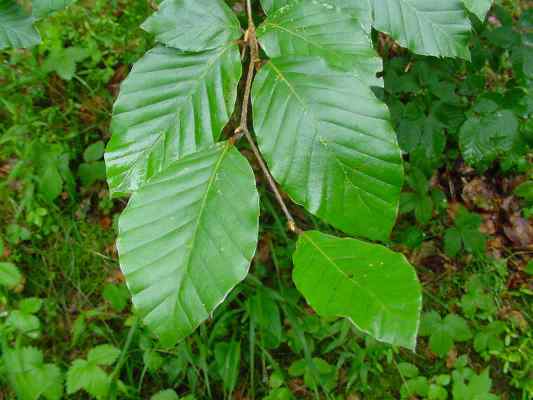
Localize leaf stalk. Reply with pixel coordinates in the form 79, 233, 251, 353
231, 0, 301, 234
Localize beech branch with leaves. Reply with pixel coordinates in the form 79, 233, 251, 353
0, 0, 493, 351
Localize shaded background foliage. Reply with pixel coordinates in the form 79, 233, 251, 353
0, 0, 531, 399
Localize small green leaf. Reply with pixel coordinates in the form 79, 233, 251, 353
151, 390, 180, 400
143, 350, 164, 372
67, 359, 110, 399
78, 161, 106, 186
87, 344, 121, 366
288, 357, 337, 392
4, 346, 63, 400
474, 321, 506, 353
428, 384, 448, 400
19, 297, 43, 314
526, 260, 533, 275
514, 181, 533, 201
42, 47, 89, 80
84, 141, 105, 162
40, 164, 63, 202
293, 231, 422, 350
0, 0, 41, 49
444, 227, 462, 257
401, 376, 429, 398
420, 312, 472, 357
102, 283, 130, 312
0, 262, 22, 289
452, 369, 498, 400
264, 388, 295, 400
141, 0, 241, 51
6, 310, 41, 338
459, 110, 520, 169
415, 195, 433, 225
397, 362, 419, 379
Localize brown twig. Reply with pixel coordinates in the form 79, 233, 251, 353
230, 0, 301, 234
242, 128, 301, 234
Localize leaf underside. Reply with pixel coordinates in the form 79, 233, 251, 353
257, 0, 382, 87
141, 0, 241, 51
0, 0, 41, 49
293, 231, 422, 350
252, 57, 403, 241
117, 143, 260, 346
371, 0, 472, 59
105, 44, 242, 197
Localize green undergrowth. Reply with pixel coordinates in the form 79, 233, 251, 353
0, 0, 531, 399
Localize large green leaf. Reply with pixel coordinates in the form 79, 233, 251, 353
117, 143, 259, 346
259, 0, 288, 14
257, 0, 382, 87
0, 0, 40, 49
371, 0, 472, 59
252, 57, 403, 241
293, 231, 422, 350
105, 44, 242, 197
462, 0, 492, 21
141, 0, 241, 51
259, 0, 372, 32
32, 0, 75, 18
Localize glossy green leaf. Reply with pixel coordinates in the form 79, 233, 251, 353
142, 0, 241, 51
117, 143, 259, 346
463, 0, 492, 21
105, 44, 242, 196
292, 231, 422, 350
371, 0, 472, 59
257, 0, 382, 87
0, 0, 40, 49
32, 0, 75, 18
260, 0, 287, 14
260, 0, 372, 30
252, 57, 403, 241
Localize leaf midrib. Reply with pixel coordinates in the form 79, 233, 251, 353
176, 143, 231, 310
302, 232, 393, 315
268, 61, 395, 200
109, 44, 235, 193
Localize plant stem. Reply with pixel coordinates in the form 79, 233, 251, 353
242, 128, 301, 233
231, 0, 301, 234
109, 317, 139, 399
